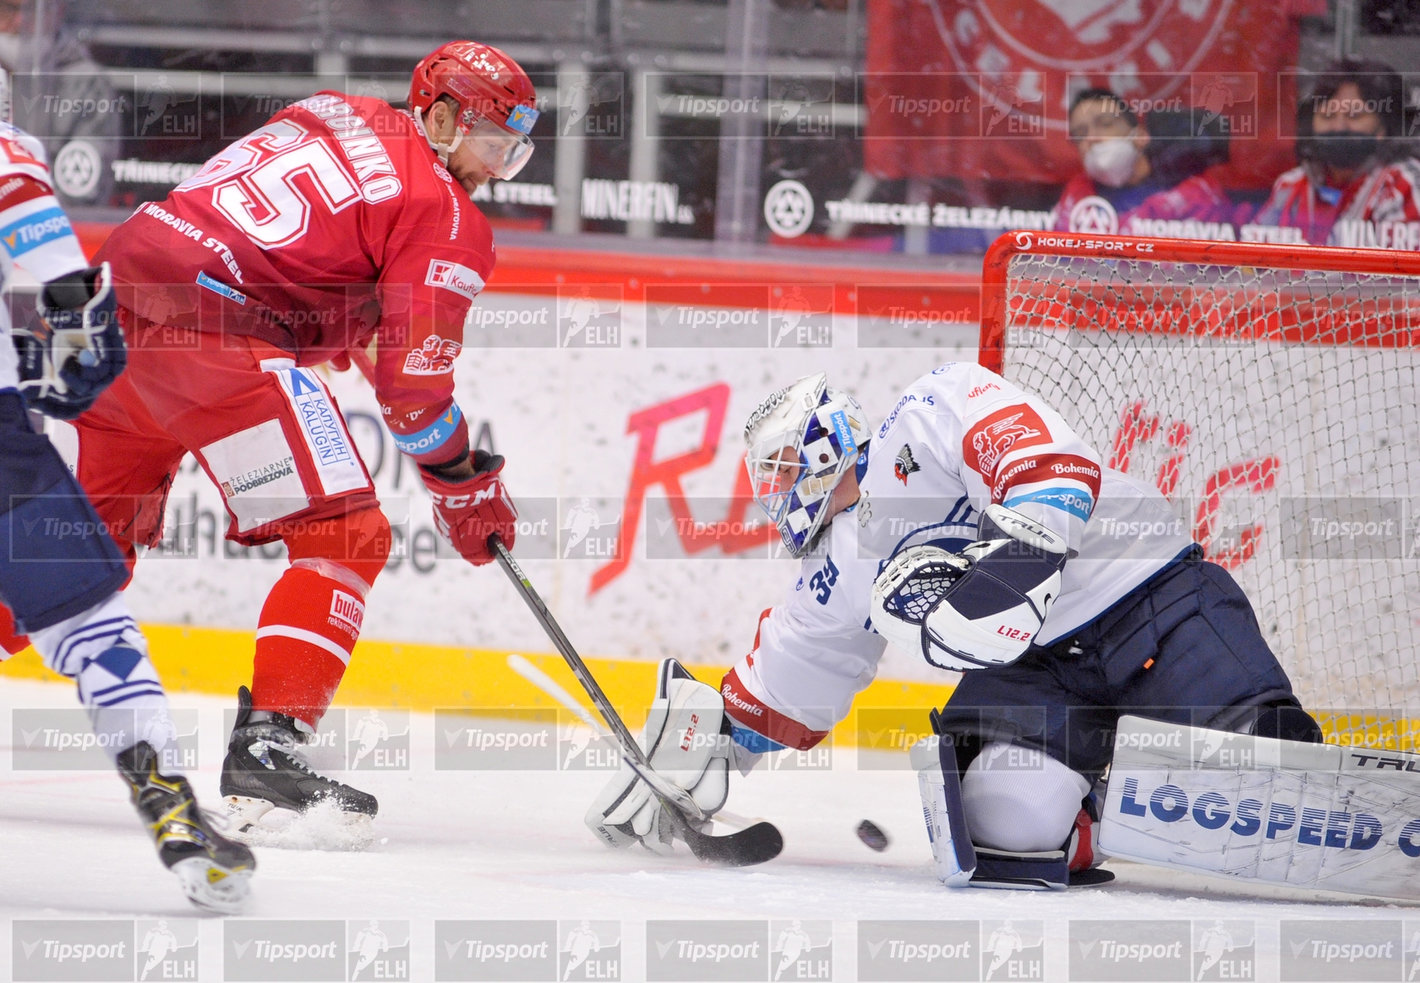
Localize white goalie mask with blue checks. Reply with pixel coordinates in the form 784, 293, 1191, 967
744, 372, 869, 557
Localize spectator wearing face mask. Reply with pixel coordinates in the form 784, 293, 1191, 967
1052, 88, 1237, 235
1253, 59, 1420, 247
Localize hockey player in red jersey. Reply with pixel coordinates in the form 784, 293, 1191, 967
0, 122, 254, 909
3, 41, 536, 839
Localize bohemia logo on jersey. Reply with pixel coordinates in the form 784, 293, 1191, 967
404, 335, 462, 375
962, 404, 1050, 477
425, 258, 485, 302
894, 444, 920, 484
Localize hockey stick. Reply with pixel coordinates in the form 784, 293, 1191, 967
489, 535, 783, 866
506, 652, 759, 830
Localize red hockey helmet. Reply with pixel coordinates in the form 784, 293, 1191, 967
408, 41, 539, 179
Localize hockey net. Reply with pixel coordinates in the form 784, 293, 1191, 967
980, 232, 1420, 751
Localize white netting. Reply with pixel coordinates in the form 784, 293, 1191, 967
992, 250, 1420, 748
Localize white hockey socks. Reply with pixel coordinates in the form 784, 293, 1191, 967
30, 594, 180, 767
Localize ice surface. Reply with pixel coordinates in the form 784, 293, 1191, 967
1, 679, 1414, 981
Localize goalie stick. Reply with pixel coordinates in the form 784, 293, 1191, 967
507, 652, 760, 829
489, 535, 784, 867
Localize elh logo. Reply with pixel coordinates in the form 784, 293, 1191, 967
559, 498, 621, 559
344, 708, 411, 771
983, 919, 1044, 981
560, 920, 622, 980
769, 920, 832, 980
348, 920, 412, 981
557, 288, 622, 348
137, 919, 199, 981
768, 284, 832, 348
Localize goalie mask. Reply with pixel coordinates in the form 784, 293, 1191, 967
745, 372, 869, 557
409, 41, 539, 179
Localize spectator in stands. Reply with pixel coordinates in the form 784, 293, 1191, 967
1053, 88, 1239, 237
1253, 59, 1420, 247
0, 0, 119, 207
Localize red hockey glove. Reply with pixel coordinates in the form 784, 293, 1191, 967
420, 450, 517, 566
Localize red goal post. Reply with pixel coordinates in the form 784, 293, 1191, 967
979, 231, 1420, 750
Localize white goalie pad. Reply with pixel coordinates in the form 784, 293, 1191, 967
1099, 715, 1420, 901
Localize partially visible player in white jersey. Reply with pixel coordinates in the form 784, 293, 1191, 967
587, 363, 1319, 887
0, 122, 253, 911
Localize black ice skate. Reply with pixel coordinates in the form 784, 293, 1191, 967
221, 687, 378, 845
116, 740, 255, 913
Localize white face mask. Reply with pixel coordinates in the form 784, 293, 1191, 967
1084, 137, 1141, 188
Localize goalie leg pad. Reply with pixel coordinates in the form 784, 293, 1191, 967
586, 659, 731, 853
1100, 715, 1420, 901
0, 392, 127, 633
909, 735, 976, 886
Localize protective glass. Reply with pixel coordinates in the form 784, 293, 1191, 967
463, 116, 535, 180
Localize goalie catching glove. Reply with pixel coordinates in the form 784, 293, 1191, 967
14, 262, 124, 420
871, 504, 1067, 671
586, 659, 732, 854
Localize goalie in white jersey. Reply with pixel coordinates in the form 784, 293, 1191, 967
589, 363, 1319, 887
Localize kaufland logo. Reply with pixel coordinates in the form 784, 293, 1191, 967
425, 259, 486, 301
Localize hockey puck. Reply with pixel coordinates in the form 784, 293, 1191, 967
856, 819, 889, 852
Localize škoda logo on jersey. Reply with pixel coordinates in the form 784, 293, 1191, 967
425, 258, 485, 301
403, 335, 462, 375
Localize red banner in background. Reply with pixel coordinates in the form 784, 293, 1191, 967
864, 0, 1326, 191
